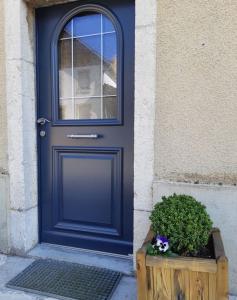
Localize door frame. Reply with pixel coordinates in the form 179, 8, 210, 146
3, 0, 157, 256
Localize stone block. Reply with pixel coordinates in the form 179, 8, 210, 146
4, 0, 34, 63
135, 0, 157, 27
133, 209, 151, 253
10, 207, 38, 255
134, 24, 157, 211
0, 174, 9, 253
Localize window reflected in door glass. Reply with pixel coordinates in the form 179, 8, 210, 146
103, 96, 117, 119
58, 12, 118, 120
59, 99, 73, 119
73, 36, 101, 98
75, 98, 102, 119
103, 33, 117, 96
59, 39, 72, 98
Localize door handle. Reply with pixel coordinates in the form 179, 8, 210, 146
67, 134, 99, 139
37, 117, 51, 126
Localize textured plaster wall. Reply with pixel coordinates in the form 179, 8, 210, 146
155, 0, 237, 185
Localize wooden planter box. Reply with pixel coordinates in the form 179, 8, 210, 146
136, 228, 228, 300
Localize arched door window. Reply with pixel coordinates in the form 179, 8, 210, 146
58, 11, 118, 121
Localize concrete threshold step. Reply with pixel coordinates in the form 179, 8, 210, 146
27, 243, 134, 276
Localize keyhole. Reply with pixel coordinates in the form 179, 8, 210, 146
40, 130, 46, 137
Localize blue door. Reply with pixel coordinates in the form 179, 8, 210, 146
36, 0, 134, 255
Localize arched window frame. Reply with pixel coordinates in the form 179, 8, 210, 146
51, 4, 123, 126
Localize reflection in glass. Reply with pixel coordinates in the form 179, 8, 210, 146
59, 39, 72, 98
59, 99, 73, 119
103, 33, 117, 96
60, 20, 72, 39
73, 36, 101, 97
75, 98, 102, 119
73, 13, 101, 36
58, 12, 118, 120
103, 96, 117, 119
103, 15, 115, 32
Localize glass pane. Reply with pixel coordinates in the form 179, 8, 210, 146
60, 99, 73, 119
58, 12, 118, 121
59, 39, 72, 98
103, 96, 117, 119
75, 98, 102, 119
103, 33, 117, 96
73, 36, 101, 98
73, 13, 101, 36
60, 20, 72, 39
103, 15, 115, 32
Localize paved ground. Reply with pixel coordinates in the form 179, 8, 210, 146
1, 248, 236, 300
0, 245, 136, 300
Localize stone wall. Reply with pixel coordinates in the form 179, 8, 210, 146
0, 0, 10, 254
133, 0, 157, 254
0, 0, 38, 255
0, 1, 7, 174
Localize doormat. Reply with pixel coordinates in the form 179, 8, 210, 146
6, 259, 122, 300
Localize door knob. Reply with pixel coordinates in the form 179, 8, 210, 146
37, 117, 51, 126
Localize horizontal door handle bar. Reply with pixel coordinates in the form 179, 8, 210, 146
67, 134, 99, 139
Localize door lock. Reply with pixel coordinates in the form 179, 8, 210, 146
39, 130, 46, 137
37, 117, 51, 126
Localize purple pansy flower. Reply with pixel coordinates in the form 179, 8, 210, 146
152, 235, 169, 252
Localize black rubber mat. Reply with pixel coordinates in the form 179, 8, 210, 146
6, 259, 122, 300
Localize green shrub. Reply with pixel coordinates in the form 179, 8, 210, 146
150, 194, 213, 255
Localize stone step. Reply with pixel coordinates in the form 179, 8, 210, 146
27, 243, 134, 276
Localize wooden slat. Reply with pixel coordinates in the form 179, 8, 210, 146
147, 267, 158, 300
190, 272, 209, 299
208, 273, 216, 299
216, 256, 228, 300
212, 228, 226, 259
142, 227, 155, 246
136, 227, 154, 300
169, 269, 175, 300
213, 228, 228, 299
146, 255, 217, 273
149, 267, 172, 300
147, 267, 154, 300
160, 268, 173, 299
172, 269, 190, 300
136, 247, 148, 300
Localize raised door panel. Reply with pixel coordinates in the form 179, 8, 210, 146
52, 147, 122, 237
